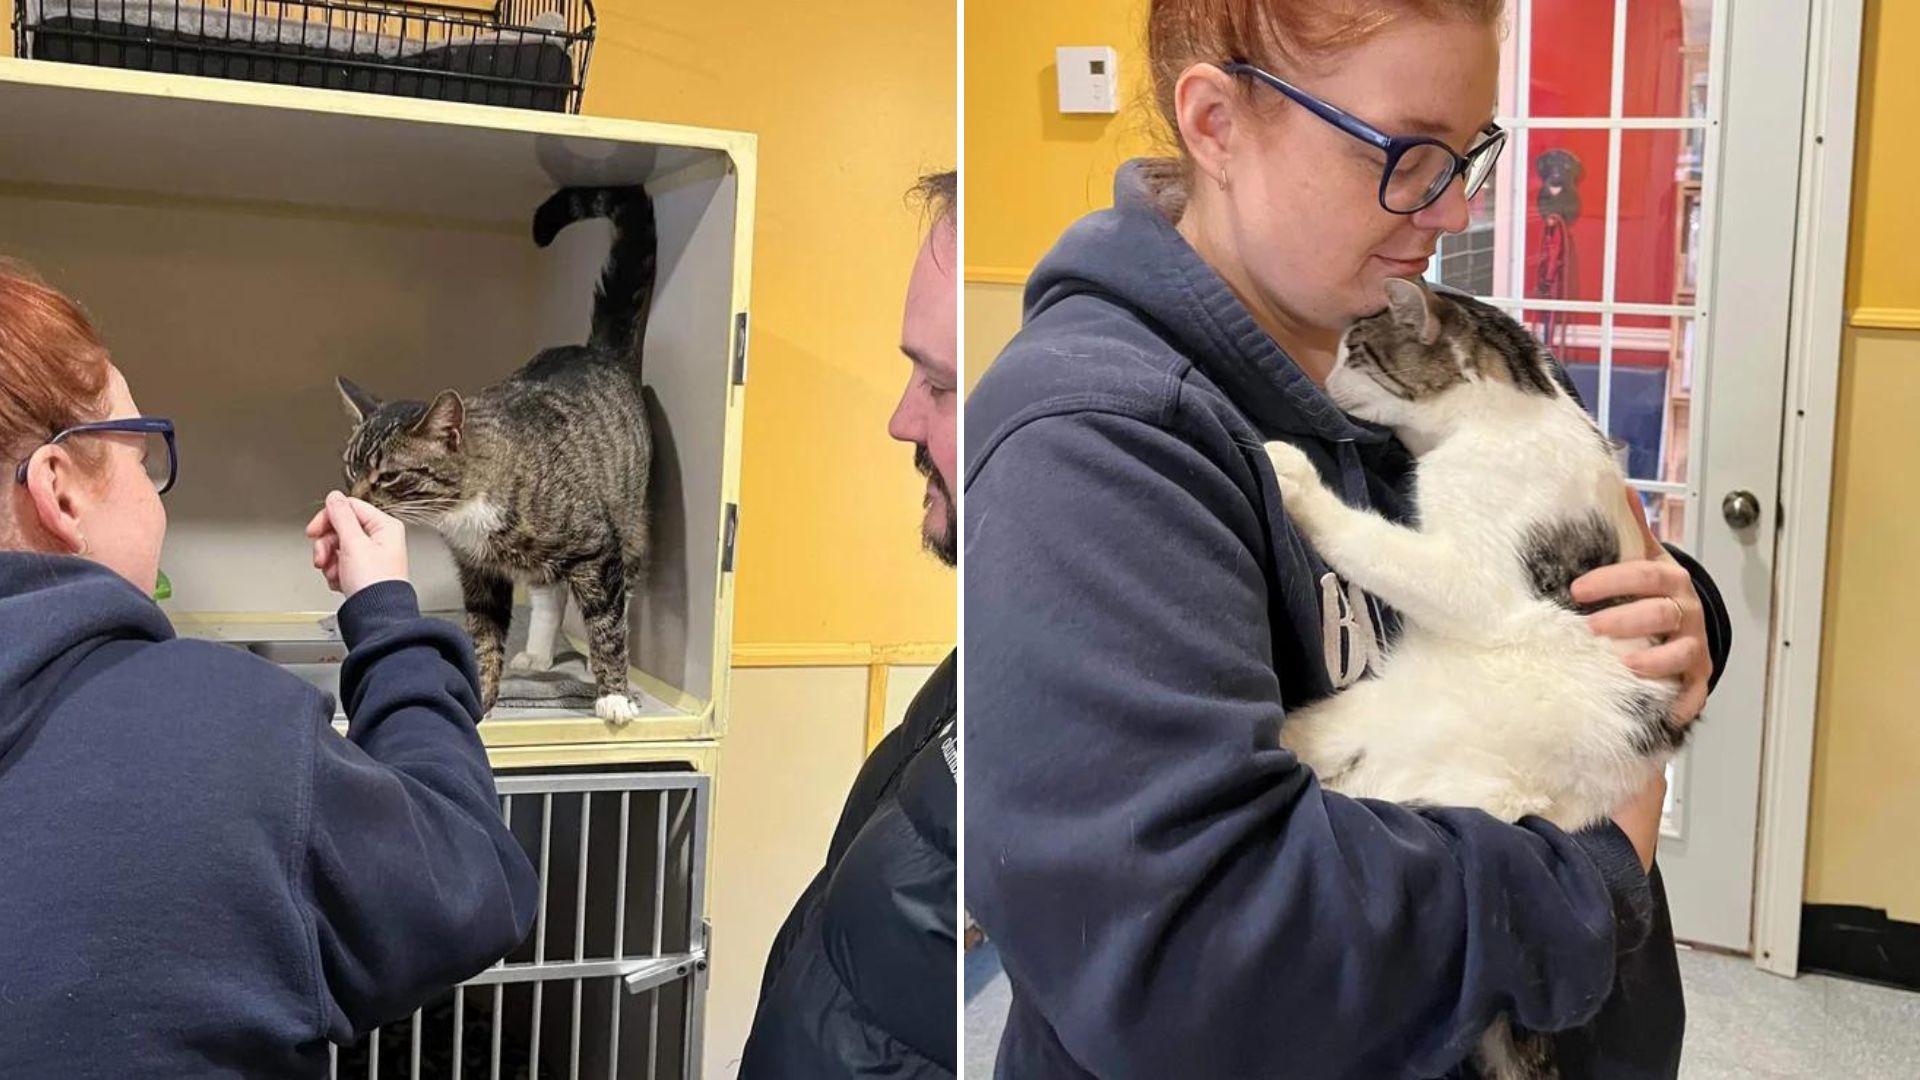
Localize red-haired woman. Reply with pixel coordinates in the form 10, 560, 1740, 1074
965, 3, 1729, 1076
0, 261, 538, 1076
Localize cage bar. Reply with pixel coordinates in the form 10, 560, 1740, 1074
13, 0, 596, 113
609, 790, 631, 1076
451, 986, 465, 1077
408, 1008, 421, 1080
329, 772, 707, 1077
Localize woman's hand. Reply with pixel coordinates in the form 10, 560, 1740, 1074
306, 491, 409, 598
1570, 486, 1712, 725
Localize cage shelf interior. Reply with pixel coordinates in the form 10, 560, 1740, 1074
0, 60, 753, 742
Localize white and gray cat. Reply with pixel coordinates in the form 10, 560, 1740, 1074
336, 186, 656, 725
1265, 278, 1688, 1080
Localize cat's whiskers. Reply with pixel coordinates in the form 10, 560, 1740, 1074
391, 499, 460, 525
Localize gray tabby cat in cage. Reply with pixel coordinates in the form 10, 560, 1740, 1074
336, 186, 656, 724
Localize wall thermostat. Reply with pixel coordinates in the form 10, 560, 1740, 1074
1057, 46, 1119, 114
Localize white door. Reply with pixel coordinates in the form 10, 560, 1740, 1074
1428, 0, 1809, 952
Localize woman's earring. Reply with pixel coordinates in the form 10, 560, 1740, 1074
74, 535, 89, 557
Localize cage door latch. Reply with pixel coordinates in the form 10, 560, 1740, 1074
621, 947, 709, 995
732, 311, 750, 386
722, 503, 739, 573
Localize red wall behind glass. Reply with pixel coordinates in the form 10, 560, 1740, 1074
1525, 0, 1686, 365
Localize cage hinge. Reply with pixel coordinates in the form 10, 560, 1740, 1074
622, 948, 710, 995
722, 503, 739, 573
732, 311, 750, 386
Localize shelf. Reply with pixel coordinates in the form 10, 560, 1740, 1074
172, 608, 710, 745
0, 57, 753, 223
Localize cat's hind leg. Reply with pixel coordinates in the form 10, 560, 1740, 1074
509, 581, 567, 673
456, 559, 514, 715
567, 552, 640, 726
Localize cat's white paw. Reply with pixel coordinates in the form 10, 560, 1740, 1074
508, 650, 554, 673
1264, 440, 1322, 505
595, 693, 643, 726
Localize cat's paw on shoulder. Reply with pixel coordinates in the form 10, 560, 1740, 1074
509, 650, 555, 673
1264, 440, 1321, 503
595, 693, 643, 726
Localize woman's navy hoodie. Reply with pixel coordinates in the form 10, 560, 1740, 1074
963, 162, 1729, 1079
0, 553, 540, 1077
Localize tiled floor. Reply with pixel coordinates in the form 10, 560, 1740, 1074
963, 941, 1920, 1078
1678, 948, 1920, 1079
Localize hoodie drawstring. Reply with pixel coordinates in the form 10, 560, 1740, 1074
1332, 438, 1394, 649
1334, 439, 1370, 510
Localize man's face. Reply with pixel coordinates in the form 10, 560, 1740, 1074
888, 216, 958, 566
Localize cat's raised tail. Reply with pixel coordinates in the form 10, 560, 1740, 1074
532, 186, 658, 363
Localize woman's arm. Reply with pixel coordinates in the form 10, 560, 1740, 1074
1574, 488, 1735, 721
965, 411, 1648, 1080
1537, 354, 1733, 707
301, 581, 540, 1038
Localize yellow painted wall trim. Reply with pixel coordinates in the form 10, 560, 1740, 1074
729, 643, 949, 751
865, 666, 891, 753
1849, 307, 1920, 330
873, 642, 954, 666
965, 265, 1031, 286
730, 641, 953, 668
731, 643, 875, 667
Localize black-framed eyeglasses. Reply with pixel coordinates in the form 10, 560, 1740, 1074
12, 417, 178, 495
1222, 60, 1508, 216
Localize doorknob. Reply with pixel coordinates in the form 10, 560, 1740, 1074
1722, 490, 1761, 530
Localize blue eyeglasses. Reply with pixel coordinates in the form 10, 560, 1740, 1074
1221, 61, 1508, 215
13, 417, 178, 495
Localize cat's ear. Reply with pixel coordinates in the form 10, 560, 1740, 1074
336, 377, 381, 426
412, 389, 465, 453
1384, 278, 1441, 345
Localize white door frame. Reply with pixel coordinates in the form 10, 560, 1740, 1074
1750, 0, 1866, 978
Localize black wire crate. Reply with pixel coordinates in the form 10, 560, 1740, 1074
12, 0, 596, 113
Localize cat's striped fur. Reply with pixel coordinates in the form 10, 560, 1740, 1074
337, 186, 658, 724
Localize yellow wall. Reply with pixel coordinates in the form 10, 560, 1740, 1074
965, 0, 1160, 282
587, 0, 955, 650
964, 280, 1025, 391
1808, 330, 1920, 921
705, 666, 869, 1077
1844, 0, 1920, 326
1804, 0, 1920, 920
575, 3, 954, 1068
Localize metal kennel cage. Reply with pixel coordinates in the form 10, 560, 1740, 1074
13, 0, 596, 112
331, 770, 712, 1079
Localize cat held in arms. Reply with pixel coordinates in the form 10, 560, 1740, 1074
336, 186, 657, 725
1263, 279, 1691, 1080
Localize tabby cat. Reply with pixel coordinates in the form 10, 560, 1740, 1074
337, 186, 656, 724
1263, 278, 1689, 1080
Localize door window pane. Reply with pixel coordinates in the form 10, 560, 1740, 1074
1624, 0, 1714, 120
1520, 131, 1609, 304
1527, 1, 1616, 117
